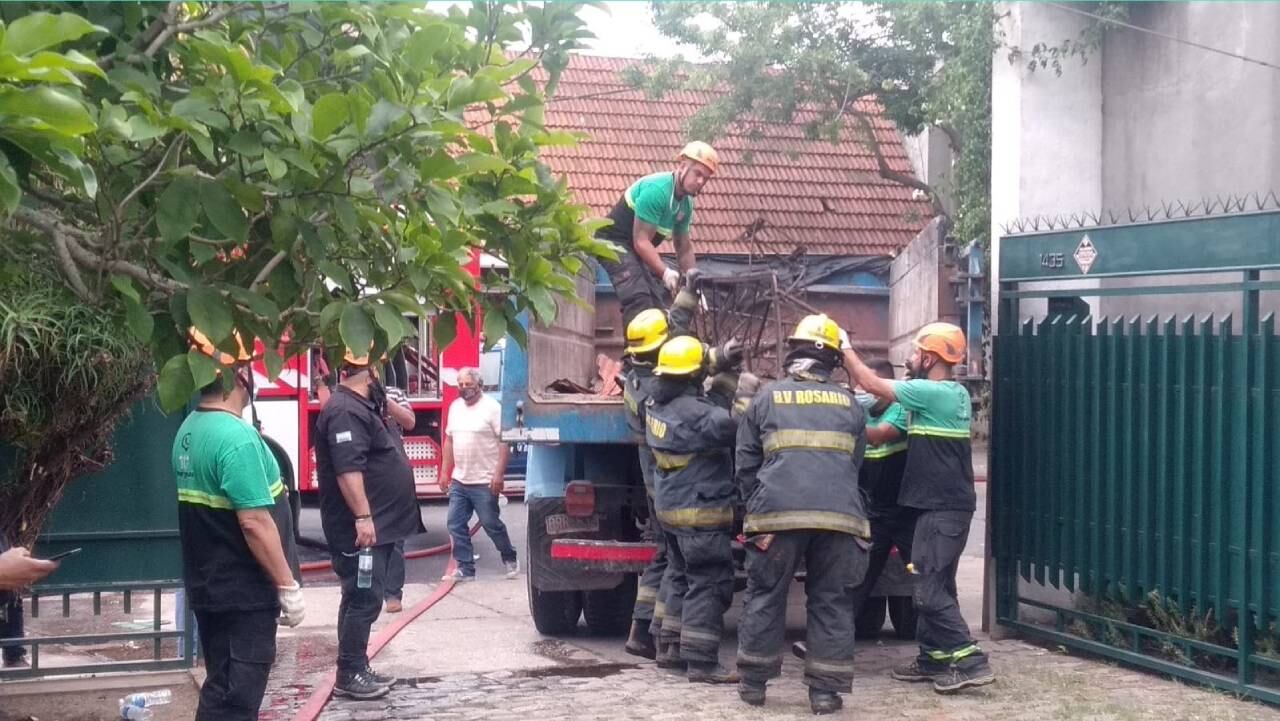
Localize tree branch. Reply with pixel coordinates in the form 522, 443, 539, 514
64, 236, 183, 294
115, 135, 186, 220
852, 114, 946, 218
250, 251, 288, 291
145, 3, 286, 58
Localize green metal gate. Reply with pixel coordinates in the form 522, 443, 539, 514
993, 205, 1280, 704
1, 399, 195, 679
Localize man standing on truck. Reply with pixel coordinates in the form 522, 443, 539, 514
840, 322, 996, 694
173, 329, 304, 721
315, 348, 419, 700
646, 335, 753, 684
598, 142, 719, 326
733, 315, 870, 715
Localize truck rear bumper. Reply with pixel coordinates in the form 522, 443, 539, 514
549, 539, 657, 574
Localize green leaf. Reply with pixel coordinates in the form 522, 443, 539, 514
2, 12, 104, 57
263, 149, 287, 180
372, 303, 409, 348
278, 148, 318, 177
123, 295, 153, 342
157, 354, 195, 413
187, 348, 221, 389
339, 303, 375, 357
318, 299, 346, 331
377, 291, 430, 317
482, 308, 507, 348
418, 150, 461, 181
0, 85, 95, 135
527, 286, 557, 324
50, 148, 97, 197
433, 312, 457, 352
312, 93, 350, 139
458, 153, 509, 174
187, 286, 233, 343
366, 100, 406, 138
278, 79, 305, 113
202, 181, 248, 241
263, 344, 284, 381
157, 177, 200, 242
226, 286, 280, 320
424, 185, 460, 225
0, 153, 18, 217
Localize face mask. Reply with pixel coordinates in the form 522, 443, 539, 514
460, 387, 481, 401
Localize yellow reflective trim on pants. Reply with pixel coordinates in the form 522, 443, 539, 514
806, 657, 856, 674
636, 586, 658, 603
763, 429, 856, 455
950, 644, 981, 660
908, 426, 971, 439
656, 506, 734, 529
177, 488, 234, 510
662, 617, 683, 631
744, 511, 869, 538
681, 627, 721, 644
927, 649, 952, 661
652, 450, 694, 470
654, 601, 666, 620
737, 650, 782, 665
864, 442, 907, 459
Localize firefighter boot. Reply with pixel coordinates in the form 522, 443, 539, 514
738, 681, 766, 707
808, 688, 843, 715
655, 641, 686, 670
687, 662, 740, 684
625, 620, 657, 660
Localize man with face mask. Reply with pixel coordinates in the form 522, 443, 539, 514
440, 367, 517, 582
315, 346, 419, 700
841, 322, 994, 694
173, 329, 303, 721
597, 142, 719, 327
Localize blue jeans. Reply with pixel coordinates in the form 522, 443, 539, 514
447, 483, 517, 576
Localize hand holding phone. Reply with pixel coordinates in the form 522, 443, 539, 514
44, 547, 82, 562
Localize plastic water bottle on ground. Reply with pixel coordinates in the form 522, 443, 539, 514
119, 706, 153, 721
356, 547, 373, 589
119, 689, 170, 720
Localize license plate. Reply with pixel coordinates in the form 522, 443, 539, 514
545, 513, 599, 536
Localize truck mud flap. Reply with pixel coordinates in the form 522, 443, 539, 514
528, 496, 635, 592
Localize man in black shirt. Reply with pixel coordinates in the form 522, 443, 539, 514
315, 349, 419, 700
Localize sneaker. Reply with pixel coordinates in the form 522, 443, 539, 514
334, 670, 391, 700
365, 665, 396, 687
932, 662, 996, 694
738, 681, 766, 707
891, 659, 948, 683
791, 641, 808, 660
504, 560, 520, 579
687, 663, 739, 684
808, 689, 843, 715
384, 598, 403, 613
624, 620, 657, 660
442, 569, 476, 582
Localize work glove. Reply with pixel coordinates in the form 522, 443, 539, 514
672, 285, 699, 316
732, 372, 761, 417
707, 338, 745, 374
837, 327, 851, 351
662, 267, 681, 294
277, 582, 306, 627
708, 371, 740, 405
683, 267, 705, 292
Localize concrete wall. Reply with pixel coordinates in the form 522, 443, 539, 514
887, 217, 962, 367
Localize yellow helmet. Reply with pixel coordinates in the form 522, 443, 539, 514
913, 322, 966, 364
189, 327, 254, 365
653, 335, 705, 377
677, 141, 719, 175
788, 314, 841, 349
625, 309, 669, 355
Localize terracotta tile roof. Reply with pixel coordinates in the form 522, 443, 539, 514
539, 55, 934, 257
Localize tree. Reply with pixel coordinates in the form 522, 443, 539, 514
0, 1, 612, 543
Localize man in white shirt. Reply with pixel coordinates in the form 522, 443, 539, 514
440, 367, 517, 581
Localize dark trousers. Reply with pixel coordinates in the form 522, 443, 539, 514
911, 510, 985, 667
193, 608, 277, 721
331, 543, 393, 675
600, 250, 670, 328
849, 509, 918, 617
1, 595, 24, 664
633, 448, 667, 624
447, 483, 517, 575
385, 540, 405, 601
657, 530, 734, 665
737, 531, 868, 693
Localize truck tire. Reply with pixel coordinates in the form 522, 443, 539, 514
887, 595, 918, 640
582, 575, 636, 637
855, 596, 887, 639
528, 570, 582, 636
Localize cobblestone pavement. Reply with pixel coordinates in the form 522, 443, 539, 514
315, 635, 1280, 721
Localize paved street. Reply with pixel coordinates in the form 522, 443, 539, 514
258, 489, 1280, 721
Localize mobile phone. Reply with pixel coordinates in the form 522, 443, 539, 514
45, 547, 82, 562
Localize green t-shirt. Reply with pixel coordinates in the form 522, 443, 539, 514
173, 410, 282, 509
891, 379, 976, 512
601, 172, 695, 248
865, 402, 909, 459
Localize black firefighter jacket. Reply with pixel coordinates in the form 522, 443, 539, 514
645, 382, 738, 534
735, 372, 871, 538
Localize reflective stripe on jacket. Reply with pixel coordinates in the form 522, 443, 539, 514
645, 385, 739, 533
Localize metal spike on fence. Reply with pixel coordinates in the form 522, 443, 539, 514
1001, 190, 1280, 235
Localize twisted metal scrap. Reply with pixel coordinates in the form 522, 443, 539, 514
1000, 190, 1280, 235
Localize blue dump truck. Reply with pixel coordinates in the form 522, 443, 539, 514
501, 275, 915, 638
